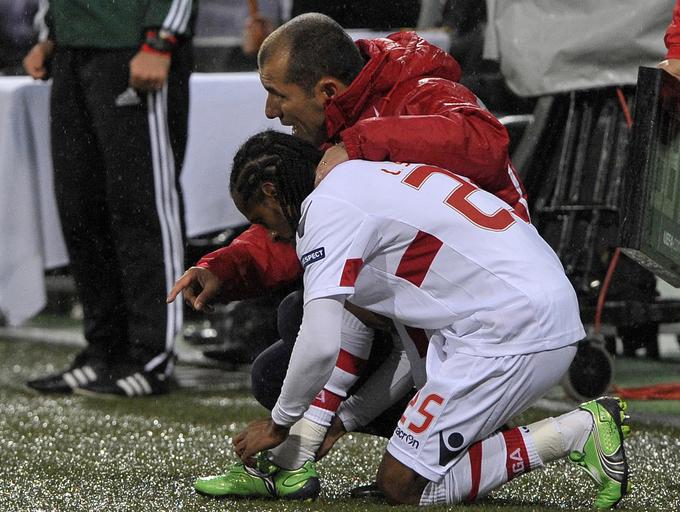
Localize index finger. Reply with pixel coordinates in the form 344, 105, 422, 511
166, 272, 193, 303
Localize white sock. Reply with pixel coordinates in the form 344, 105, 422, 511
526, 410, 593, 464
267, 417, 328, 470
555, 409, 593, 453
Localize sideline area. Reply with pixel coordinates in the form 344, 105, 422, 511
3, 314, 680, 424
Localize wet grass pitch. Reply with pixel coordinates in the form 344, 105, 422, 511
1, 338, 679, 511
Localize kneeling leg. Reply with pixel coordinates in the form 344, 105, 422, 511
376, 451, 429, 505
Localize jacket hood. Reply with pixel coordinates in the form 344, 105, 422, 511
325, 31, 462, 135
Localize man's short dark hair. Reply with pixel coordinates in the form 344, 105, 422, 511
258, 13, 365, 93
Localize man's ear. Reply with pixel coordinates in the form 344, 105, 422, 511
315, 77, 347, 101
261, 181, 277, 198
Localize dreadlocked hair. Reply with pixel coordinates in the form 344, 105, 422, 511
230, 130, 322, 232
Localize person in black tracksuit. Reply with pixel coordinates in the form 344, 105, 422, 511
23, 0, 196, 397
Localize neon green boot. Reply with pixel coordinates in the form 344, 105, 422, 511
569, 396, 631, 509
194, 454, 320, 500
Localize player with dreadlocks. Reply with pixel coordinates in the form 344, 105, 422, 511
187, 130, 631, 508
180, 130, 414, 500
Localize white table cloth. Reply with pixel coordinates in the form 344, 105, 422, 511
182, 73, 283, 235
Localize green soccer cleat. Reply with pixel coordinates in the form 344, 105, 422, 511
194, 461, 274, 498
194, 454, 320, 500
272, 460, 321, 499
569, 396, 631, 509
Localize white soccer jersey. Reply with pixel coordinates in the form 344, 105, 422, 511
296, 160, 585, 357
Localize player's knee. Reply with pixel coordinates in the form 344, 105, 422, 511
376, 452, 424, 505
250, 341, 288, 410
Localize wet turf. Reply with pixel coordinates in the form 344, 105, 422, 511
1, 338, 679, 511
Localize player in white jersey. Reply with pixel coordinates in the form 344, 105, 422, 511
210, 131, 631, 508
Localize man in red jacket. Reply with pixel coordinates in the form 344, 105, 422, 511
170, 12, 528, 307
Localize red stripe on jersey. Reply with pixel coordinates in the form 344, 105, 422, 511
405, 326, 429, 358
311, 388, 343, 412
513, 202, 529, 223
395, 230, 443, 287
502, 427, 530, 480
336, 348, 368, 376
466, 441, 483, 502
340, 258, 363, 287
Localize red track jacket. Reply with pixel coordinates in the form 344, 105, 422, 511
197, 32, 528, 298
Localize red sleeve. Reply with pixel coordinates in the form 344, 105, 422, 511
196, 224, 302, 300
340, 79, 528, 217
665, 0, 680, 59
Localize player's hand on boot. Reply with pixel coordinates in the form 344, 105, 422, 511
315, 415, 347, 461
234, 418, 289, 463
166, 266, 220, 312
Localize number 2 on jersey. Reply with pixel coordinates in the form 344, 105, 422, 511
402, 165, 516, 231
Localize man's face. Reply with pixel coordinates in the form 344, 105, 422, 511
234, 189, 295, 244
259, 51, 328, 146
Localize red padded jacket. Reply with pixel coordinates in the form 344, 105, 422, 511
197, 32, 528, 298
665, 0, 680, 59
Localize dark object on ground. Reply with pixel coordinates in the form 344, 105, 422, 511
349, 482, 384, 499
561, 337, 614, 402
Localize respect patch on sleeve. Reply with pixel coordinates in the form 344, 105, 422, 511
301, 247, 326, 268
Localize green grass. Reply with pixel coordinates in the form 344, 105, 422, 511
1, 338, 680, 511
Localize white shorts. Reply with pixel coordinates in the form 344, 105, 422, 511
386, 340, 577, 482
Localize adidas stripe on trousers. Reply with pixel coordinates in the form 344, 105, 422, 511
49, 44, 191, 372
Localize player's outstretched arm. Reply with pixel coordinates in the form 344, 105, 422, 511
234, 298, 345, 464
166, 266, 221, 312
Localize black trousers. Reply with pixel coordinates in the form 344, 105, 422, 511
50, 43, 191, 371
251, 291, 414, 438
